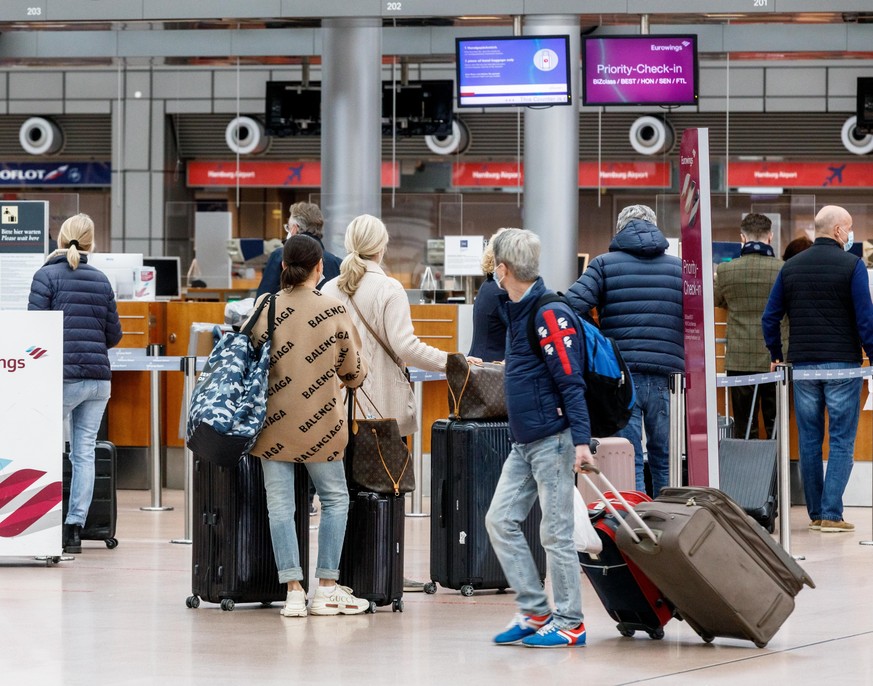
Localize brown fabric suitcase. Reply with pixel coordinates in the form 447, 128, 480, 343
615, 486, 815, 648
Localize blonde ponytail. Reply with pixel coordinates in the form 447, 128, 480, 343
337, 214, 389, 296
57, 213, 95, 271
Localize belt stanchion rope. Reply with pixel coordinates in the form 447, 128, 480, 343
668, 372, 685, 488
171, 356, 197, 545
774, 364, 798, 559
141, 344, 173, 513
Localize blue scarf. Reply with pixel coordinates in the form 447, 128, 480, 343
740, 241, 775, 257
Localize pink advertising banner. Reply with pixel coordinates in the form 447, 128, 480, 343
680, 128, 719, 487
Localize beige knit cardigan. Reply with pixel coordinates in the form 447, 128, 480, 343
246, 287, 367, 463
321, 261, 447, 436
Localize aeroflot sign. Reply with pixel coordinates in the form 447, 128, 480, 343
0, 163, 111, 186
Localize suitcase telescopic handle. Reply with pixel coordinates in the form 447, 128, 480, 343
578, 464, 658, 545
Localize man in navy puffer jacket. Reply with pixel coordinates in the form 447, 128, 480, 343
566, 205, 683, 496
484, 228, 592, 649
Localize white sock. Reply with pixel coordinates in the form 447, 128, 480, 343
318, 584, 337, 596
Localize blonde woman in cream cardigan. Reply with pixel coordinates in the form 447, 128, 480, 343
322, 214, 480, 592
321, 214, 450, 437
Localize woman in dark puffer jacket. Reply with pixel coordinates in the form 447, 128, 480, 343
28, 213, 122, 554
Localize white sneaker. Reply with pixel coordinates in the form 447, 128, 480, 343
309, 584, 369, 616
280, 589, 308, 617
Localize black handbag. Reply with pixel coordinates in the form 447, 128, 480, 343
345, 388, 415, 496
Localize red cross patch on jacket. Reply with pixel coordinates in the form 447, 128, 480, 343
537, 308, 577, 375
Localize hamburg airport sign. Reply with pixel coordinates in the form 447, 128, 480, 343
0, 162, 111, 187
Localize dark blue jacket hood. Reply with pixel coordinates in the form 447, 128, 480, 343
610, 218, 669, 258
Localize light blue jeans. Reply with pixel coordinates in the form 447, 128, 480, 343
64, 379, 112, 527
616, 372, 671, 496
792, 362, 862, 523
485, 428, 583, 630
260, 458, 349, 583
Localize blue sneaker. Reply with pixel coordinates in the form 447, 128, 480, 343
522, 622, 586, 648
493, 612, 552, 645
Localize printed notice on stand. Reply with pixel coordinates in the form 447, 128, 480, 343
0, 201, 49, 310
443, 235, 485, 276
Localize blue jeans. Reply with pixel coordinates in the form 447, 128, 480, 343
63, 379, 112, 527
485, 429, 583, 629
616, 373, 671, 496
260, 458, 349, 584
792, 362, 862, 523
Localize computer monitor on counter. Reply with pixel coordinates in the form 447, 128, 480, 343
143, 256, 182, 299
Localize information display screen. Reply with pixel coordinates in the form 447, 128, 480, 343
456, 35, 572, 108
582, 34, 698, 107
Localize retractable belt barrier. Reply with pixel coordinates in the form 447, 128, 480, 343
108, 348, 445, 538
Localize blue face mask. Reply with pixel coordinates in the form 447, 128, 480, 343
844, 229, 854, 252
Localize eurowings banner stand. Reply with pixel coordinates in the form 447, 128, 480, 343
680, 129, 719, 487
0, 311, 64, 558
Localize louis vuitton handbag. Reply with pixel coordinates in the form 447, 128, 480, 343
446, 352, 507, 420
345, 388, 415, 496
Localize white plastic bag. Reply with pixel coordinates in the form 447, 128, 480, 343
573, 486, 603, 554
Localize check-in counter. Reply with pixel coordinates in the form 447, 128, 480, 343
107, 301, 471, 486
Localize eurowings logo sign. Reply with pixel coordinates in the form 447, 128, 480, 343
0, 162, 111, 187
0, 461, 62, 538
0, 346, 48, 373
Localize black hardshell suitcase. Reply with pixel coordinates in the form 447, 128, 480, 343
718, 438, 778, 532
62, 440, 118, 548
339, 490, 405, 612
188, 456, 310, 611
426, 419, 546, 597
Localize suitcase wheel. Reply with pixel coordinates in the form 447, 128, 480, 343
754, 640, 767, 649
105, 538, 118, 549
618, 626, 635, 638
647, 628, 665, 640
460, 585, 475, 597
367, 601, 377, 614
220, 599, 235, 612
392, 599, 404, 612
701, 634, 714, 644
423, 582, 437, 595
186, 595, 201, 609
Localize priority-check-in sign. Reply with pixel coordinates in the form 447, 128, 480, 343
0, 200, 49, 310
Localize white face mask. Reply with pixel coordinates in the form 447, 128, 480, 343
843, 229, 854, 252
494, 265, 505, 291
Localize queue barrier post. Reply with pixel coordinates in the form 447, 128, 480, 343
141, 344, 173, 513
171, 356, 197, 544
775, 363, 799, 558
668, 373, 685, 488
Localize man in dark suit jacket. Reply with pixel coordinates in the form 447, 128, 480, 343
256, 202, 342, 296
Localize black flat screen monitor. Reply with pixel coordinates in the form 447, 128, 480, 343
382, 80, 454, 136
582, 34, 698, 107
143, 256, 182, 299
264, 81, 321, 136
456, 35, 572, 108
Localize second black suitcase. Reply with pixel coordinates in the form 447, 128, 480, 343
339, 490, 405, 612
426, 419, 546, 597
62, 440, 118, 549
718, 438, 778, 532
188, 456, 310, 611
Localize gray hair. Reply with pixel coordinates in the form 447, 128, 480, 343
491, 228, 540, 282
616, 204, 657, 233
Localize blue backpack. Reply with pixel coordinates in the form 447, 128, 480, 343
526, 293, 635, 437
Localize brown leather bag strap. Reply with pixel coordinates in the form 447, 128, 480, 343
347, 295, 406, 375
447, 360, 472, 419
